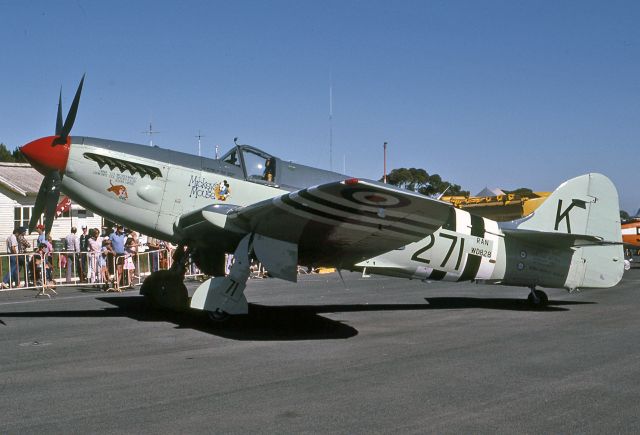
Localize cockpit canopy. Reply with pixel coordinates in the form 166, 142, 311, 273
220, 145, 276, 185
215, 144, 348, 190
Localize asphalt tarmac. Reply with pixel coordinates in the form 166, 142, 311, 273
1, 269, 639, 434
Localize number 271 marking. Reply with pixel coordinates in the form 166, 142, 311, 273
411, 233, 465, 270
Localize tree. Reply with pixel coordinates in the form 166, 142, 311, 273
382, 167, 469, 197
11, 147, 26, 163
0, 143, 12, 162
620, 210, 630, 221
503, 188, 534, 196
385, 168, 429, 191
0, 143, 26, 163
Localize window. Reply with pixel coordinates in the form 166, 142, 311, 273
14, 206, 36, 229
222, 149, 240, 166
241, 148, 276, 183
242, 150, 268, 180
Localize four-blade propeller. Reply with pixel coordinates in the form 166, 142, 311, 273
26, 75, 85, 234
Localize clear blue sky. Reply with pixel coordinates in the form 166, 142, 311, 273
2, 1, 639, 212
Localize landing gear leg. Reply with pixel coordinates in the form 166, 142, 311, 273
170, 244, 189, 277
190, 234, 253, 320
527, 285, 549, 308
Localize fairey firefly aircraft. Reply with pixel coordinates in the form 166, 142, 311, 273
20, 78, 624, 319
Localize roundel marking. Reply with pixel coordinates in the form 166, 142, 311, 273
342, 188, 410, 208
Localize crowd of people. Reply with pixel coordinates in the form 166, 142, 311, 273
2, 224, 178, 293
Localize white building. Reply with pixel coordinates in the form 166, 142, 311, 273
0, 162, 103, 251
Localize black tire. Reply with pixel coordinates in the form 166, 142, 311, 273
140, 270, 189, 311
206, 309, 231, 322
527, 289, 549, 308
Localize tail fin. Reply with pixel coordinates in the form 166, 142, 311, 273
502, 173, 624, 289
506, 173, 621, 242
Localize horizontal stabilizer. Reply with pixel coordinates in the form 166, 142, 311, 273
502, 228, 622, 248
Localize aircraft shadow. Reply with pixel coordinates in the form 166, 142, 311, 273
0, 296, 359, 341
422, 297, 594, 311
0, 295, 592, 340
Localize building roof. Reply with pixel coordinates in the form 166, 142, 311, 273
0, 163, 43, 196
475, 187, 505, 197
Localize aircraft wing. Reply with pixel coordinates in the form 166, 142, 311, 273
178, 179, 453, 280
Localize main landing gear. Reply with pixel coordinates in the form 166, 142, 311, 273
527, 285, 549, 308
190, 234, 253, 321
140, 237, 253, 322
140, 244, 189, 311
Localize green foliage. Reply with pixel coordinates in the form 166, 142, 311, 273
503, 188, 534, 196
620, 210, 630, 220
0, 143, 26, 162
383, 167, 469, 197
0, 143, 12, 162
11, 147, 27, 162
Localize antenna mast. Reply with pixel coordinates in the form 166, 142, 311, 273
329, 76, 333, 171
142, 121, 159, 146
195, 130, 205, 157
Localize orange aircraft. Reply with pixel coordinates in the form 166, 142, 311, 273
622, 218, 640, 248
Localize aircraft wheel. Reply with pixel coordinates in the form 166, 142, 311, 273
140, 270, 188, 311
527, 289, 549, 308
207, 309, 231, 322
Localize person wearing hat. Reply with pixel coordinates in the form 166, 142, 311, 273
2, 228, 21, 288
79, 225, 90, 282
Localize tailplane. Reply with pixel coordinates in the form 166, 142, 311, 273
501, 173, 623, 289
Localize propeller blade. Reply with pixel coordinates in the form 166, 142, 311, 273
28, 174, 53, 233
55, 89, 63, 135
58, 74, 85, 140
43, 171, 62, 234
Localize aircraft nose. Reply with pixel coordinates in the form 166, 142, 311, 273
20, 135, 71, 174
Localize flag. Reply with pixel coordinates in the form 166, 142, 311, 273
55, 196, 72, 218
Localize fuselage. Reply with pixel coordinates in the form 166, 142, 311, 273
357, 208, 506, 283
622, 219, 640, 247
356, 207, 622, 291
58, 136, 346, 242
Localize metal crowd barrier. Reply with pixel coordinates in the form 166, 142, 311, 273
0, 248, 204, 294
